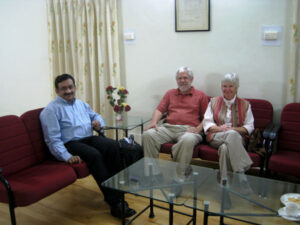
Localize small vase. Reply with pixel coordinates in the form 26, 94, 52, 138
115, 112, 123, 121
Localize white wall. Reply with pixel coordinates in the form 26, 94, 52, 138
120, 0, 294, 122
0, 0, 50, 116
0, 0, 296, 123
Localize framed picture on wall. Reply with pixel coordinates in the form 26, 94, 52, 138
175, 0, 210, 32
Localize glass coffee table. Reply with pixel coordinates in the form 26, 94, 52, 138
102, 158, 300, 225
103, 115, 151, 140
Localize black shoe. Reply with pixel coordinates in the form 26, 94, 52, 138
111, 201, 136, 219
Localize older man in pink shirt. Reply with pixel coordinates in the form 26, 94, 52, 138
143, 66, 208, 179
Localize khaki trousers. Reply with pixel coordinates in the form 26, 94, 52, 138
142, 123, 203, 176
209, 130, 253, 179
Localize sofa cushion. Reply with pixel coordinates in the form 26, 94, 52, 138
160, 142, 199, 158
0, 160, 77, 206
0, 115, 39, 177
70, 162, 90, 178
268, 150, 300, 176
197, 144, 261, 167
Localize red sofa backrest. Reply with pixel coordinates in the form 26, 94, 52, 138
20, 108, 52, 162
246, 98, 273, 130
0, 115, 39, 177
278, 103, 300, 152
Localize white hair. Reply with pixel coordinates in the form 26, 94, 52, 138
176, 66, 193, 79
222, 72, 239, 88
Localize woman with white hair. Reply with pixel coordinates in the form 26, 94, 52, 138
203, 73, 254, 181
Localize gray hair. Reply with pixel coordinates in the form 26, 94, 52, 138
176, 66, 193, 79
222, 72, 239, 88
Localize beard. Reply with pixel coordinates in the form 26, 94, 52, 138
178, 85, 191, 93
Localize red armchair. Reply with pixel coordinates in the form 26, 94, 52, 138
0, 115, 77, 225
160, 98, 273, 176
266, 103, 300, 177
0, 108, 90, 225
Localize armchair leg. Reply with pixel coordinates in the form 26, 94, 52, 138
7, 186, 17, 225
8, 203, 17, 225
1, 171, 17, 225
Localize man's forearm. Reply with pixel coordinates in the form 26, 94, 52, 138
151, 109, 163, 124
196, 123, 203, 133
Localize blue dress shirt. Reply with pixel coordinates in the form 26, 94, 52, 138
40, 96, 105, 162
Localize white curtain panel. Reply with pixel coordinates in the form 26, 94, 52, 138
287, 0, 300, 103
47, 0, 121, 119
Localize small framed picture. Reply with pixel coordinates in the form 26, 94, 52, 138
175, 0, 210, 32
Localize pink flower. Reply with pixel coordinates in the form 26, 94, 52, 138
113, 105, 121, 112
125, 105, 131, 112
106, 86, 113, 91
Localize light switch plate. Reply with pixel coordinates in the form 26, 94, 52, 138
261, 26, 282, 46
123, 29, 136, 45
264, 31, 278, 40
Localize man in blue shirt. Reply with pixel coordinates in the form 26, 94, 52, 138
40, 74, 136, 219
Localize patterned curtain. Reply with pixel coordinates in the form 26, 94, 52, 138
286, 0, 300, 103
46, 0, 121, 120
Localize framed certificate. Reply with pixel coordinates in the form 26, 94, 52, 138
175, 0, 210, 32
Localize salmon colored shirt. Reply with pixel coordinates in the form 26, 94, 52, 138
157, 87, 208, 127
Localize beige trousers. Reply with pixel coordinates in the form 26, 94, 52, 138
209, 130, 253, 179
143, 123, 203, 176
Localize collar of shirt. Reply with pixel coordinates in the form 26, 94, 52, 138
223, 95, 236, 108
57, 96, 76, 105
176, 86, 194, 96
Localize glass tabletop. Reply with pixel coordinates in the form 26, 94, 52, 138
102, 157, 300, 224
183, 168, 300, 224
104, 114, 151, 130
102, 157, 213, 205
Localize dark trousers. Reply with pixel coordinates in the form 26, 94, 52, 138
65, 135, 121, 206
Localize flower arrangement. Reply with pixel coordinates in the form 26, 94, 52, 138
106, 86, 131, 113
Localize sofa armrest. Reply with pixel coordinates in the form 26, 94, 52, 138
269, 124, 281, 141
0, 167, 12, 193
267, 124, 281, 156
262, 123, 273, 148
262, 123, 273, 139
265, 124, 281, 173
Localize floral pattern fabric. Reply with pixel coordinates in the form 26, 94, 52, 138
287, 0, 300, 102
47, 0, 121, 120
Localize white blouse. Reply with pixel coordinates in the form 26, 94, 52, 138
203, 95, 254, 135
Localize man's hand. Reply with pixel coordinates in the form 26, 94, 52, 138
92, 120, 102, 131
67, 156, 82, 164
145, 122, 159, 131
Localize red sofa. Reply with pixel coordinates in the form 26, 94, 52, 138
160, 98, 273, 175
0, 108, 89, 225
266, 103, 300, 177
